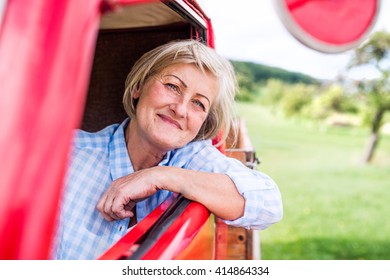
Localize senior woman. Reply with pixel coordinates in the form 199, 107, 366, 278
52, 39, 283, 260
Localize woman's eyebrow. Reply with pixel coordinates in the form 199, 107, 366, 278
165, 74, 188, 88
195, 93, 211, 106
165, 74, 211, 106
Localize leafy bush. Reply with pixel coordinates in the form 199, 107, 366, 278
260, 79, 286, 107
302, 84, 360, 120
280, 83, 316, 117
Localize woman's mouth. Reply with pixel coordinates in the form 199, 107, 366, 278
157, 114, 182, 130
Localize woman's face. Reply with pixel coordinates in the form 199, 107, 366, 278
132, 63, 218, 152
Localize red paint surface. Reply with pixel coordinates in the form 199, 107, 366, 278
0, 0, 102, 259
285, 0, 378, 44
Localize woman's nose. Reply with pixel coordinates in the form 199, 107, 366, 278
170, 99, 188, 118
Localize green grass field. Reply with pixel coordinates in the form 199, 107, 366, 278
237, 102, 390, 260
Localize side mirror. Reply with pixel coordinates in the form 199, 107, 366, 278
274, 0, 380, 53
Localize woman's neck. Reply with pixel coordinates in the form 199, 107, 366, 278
125, 119, 166, 171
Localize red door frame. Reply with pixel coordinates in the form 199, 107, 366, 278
0, 0, 215, 260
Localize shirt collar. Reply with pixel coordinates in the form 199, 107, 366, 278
159, 150, 172, 166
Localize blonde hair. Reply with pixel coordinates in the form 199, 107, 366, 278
123, 39, 237, 145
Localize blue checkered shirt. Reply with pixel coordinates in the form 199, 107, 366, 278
52, 119, 282, 259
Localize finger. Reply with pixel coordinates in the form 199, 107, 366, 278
111, 197, 134, 220
125, 201, 136, 211
96, 193, 106, 212
105, 196, 126, 220
97, 193, 115, 221
99, 192, 125, 221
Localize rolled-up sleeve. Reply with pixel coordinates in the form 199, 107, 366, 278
185, 144, 283, 230
225, 169, 283, 229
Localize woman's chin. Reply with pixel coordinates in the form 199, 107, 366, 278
152, 135, 187, 151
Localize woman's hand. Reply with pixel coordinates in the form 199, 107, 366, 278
97, 166, 245, 222
96, 168, 162, 221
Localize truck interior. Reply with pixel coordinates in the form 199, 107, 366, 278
84, 0, 260, 260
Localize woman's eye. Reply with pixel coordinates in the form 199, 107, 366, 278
193, 99, 206, 111
165, 83, 180, 94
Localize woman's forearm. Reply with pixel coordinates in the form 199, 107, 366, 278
156, 166, 245, 221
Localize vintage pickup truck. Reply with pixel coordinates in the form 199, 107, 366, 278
0, 0, 379, 259
0, 0, 262, 260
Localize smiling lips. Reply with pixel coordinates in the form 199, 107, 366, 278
157, 114, 182, 130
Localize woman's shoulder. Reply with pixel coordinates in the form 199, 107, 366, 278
174, 139, 213, 155
72, 123, 121, 150
167, 140, 219, 167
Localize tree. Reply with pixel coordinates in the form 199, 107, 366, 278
348, 31, 390, 163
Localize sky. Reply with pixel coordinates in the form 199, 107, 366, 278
1, 0, 388, 80
197, 0, 390, 81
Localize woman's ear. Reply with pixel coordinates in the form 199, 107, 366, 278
133, 89, 140, 99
